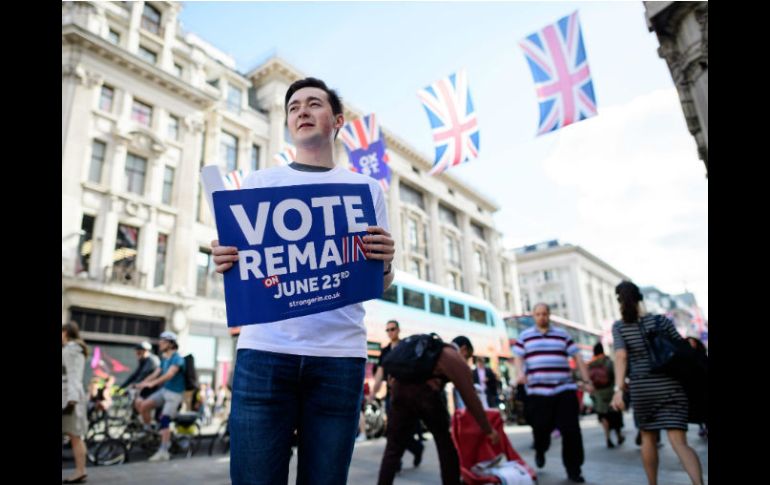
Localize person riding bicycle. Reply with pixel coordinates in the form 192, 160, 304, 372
119, 341, 160, 399
135, 331, 186, 462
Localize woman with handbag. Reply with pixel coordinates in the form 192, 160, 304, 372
609, 281, 703, 485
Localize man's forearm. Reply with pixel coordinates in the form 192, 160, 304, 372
438, 350, 492, 434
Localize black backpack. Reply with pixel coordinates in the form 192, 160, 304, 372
183, 354, 198, 391
381, 333, 445, 383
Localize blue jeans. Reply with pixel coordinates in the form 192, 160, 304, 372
230, 349, 365, 485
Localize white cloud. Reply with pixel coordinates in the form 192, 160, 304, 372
541, 88, 708, 317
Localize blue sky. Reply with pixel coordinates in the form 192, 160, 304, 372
179, 1, 708, 319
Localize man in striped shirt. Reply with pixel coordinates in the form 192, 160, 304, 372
512, 303, 593, 484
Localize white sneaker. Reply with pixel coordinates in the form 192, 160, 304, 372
355, 434, 366, 443
148, 449, 170, 462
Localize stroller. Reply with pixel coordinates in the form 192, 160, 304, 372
451, 409, 537, 484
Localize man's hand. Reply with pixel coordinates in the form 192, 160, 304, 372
584, 382, 595, 394
363, 227, 395, 266
517, 374, 528, 385
486, 429, 500, 445
212, 239, 239, 273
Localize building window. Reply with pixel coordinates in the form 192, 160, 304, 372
89, 140, 107, 184
439, 204, 458, 227
227, 86, 242, 113
471, 222, 485, 240
138, 45, 158, 64
141, 3, 161, 35
154, 233, 167, 287
544, 270, 553, 282
113, 223, 139, 276
168, 114, 180, 141
409, 258, 422, 279
124, 153, 147, 195
197, 249, 224, 299
221, 131, 238, 171
162, 166, 174, 205
131, 99, 153, 127
99, 85, 114, 112
477, 282, 490, 301
474, 249, 488, 278
447, 272, 463, 292
444, 235, 461, 267
399, 183, 425, 210
173, 63, 183, 78
108, 29, 120, 45
251, 145, 260, 171
407, 218, 419, 252
75, 214, 95, 274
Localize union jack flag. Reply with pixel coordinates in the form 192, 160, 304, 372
519, 11, 598, 136
223, 169, 246, 190
417, 69, 480, 175
339, 113, 391, 191
274, 144, 296, 166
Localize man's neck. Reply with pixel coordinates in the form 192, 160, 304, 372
390, 338, 400, 347
294, 145, 336, 169
535, 323, 550, 334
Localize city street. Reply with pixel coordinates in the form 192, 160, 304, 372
63, 413, 708, 484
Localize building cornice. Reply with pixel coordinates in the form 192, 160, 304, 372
62, 24, 219, 109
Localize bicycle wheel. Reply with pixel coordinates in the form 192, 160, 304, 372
86, 432, 109, 465
208, 420, 230, 456
93, 438, 128, 466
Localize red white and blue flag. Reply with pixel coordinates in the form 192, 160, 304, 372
519, 11, 597, 136
274, 145, 296, 166
224, 169, 246, 190
340, 113, 391, 191
417, 69, 480, 175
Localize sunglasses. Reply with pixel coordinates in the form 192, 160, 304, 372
386, 328, 397, 332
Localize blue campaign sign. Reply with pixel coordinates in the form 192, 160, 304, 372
213, 183, 384, 326
349, 141, 391, 186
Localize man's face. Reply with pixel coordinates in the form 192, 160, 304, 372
385, 322, 399, 342
533, 305, 550, 327
459, 346, 473, 361
159, 339, 171, 352
286, 87, 343, 147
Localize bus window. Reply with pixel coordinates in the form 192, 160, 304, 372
449, 301, 465, 319
469, 306, 488, 325
380, 284, 398, 303
429, 295, 446, 315
403, 288, 426, 310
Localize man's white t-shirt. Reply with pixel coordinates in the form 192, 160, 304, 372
235, 165, 389, 359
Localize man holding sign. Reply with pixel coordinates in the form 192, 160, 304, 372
212, 78, 395, 485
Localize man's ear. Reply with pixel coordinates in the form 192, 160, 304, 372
335, 114, 345, 130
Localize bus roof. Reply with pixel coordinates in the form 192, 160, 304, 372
393, 270, 499, 311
